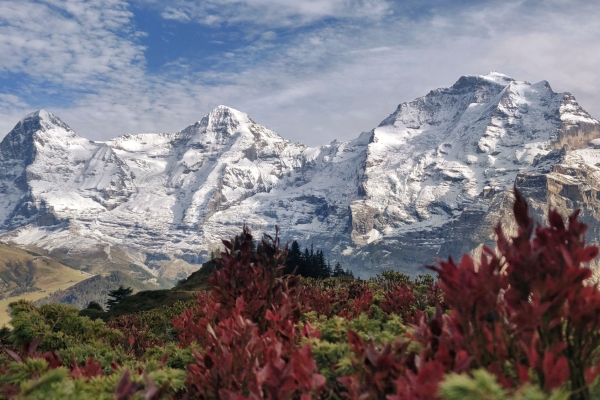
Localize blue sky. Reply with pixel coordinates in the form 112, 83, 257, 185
0, 0, 599, 145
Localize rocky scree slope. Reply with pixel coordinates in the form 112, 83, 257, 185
0, 72, 599, 278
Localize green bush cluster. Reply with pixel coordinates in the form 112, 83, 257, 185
8, 300, 121, 351
9, 188, 600, 399
0, 277, 585, 400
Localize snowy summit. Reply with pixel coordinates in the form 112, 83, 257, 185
0, 73, 599, 277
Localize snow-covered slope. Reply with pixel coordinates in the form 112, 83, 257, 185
1, 73, 599, 278
348, 72, 600, 272
0, 110, 135, 226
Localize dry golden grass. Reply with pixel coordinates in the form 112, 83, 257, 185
0, 243, 91, 327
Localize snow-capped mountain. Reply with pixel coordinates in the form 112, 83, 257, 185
1, 72, 599, 278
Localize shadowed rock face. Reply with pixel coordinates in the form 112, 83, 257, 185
0, 74, 599, 279
343, 73, 600, 275
0, 110, 136, 230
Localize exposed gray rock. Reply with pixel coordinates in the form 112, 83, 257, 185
0, 73, 599, 279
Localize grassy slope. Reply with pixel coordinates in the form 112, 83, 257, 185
40, 271, 170, 310
23, 242, 178, 286
172, 259, 216, 292
79, 260, 217, 320
0, 243, 91, 326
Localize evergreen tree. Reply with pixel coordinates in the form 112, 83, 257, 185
332, 262, 345, 277
106, 286, 133, 310
314, 250, 330, 278
285, 240, 302, 275
284, 240, 336, 279
332, 262, 354, 278
85, 301, 104, 311
300, 247, 311, 277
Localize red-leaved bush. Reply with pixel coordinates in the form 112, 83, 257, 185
173, 226, 326, 399
379, 284, 416, 321
430, 188, 600, 399
1, 337, 163, 400
299, 280, 378, 320
107, 314, 165, 358
336, 188, 600, 399
338, 306, 472, 400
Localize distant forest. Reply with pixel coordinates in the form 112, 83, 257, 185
213, 231, 353, 280
284, 240, 353, 279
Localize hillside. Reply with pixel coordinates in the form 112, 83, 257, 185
74, 260, 215, 320
39, 270, 172, 310
0, 243, 90, 326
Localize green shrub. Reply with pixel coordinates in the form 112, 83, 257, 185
8, 301, 121, 351
439, 370, 569, 400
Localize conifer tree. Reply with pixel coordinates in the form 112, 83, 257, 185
85, 301, 104, 311
106, 286, 133, 310
285, 240, 302, 275
332, 262, 345, 277
314, 250, 330, 278
332, 262, 354, 278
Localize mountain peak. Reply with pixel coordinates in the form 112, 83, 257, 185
206, 105, 249, 126
194, 105, 252, 136
0, 109, 84, 163
25, 109, 52, 121
19, 109, 73, 133
480, 71, 515, 84
1, 73, 600, 278
212, 104, 242, 114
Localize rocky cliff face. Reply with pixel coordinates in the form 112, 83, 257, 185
0, 73, 599, 278
346, 72, 600, 273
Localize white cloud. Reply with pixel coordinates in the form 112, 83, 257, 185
0, 94, 34, 137
0, 94, 28, 109
0, 0, 144, 87
0, 0, 599, 148
161, 7, 192, 22
141, 0, 391, 28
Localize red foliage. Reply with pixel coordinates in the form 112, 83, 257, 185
339, 306, 473, 400
380, 284, 416, 322
3, 337, 63, 369
107, 314, 164, 357
428, 188, 600, 399
172, 291, 212, 348
208, 227, 302, 332
337, 330, 408, 399
0, 337, 168, 399
71, 356, 104, 380
174, 226, 325, 399
299, 281, 375, 320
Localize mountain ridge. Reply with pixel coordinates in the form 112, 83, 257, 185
1, 72, 599, 277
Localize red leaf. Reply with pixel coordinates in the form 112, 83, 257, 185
543, 353, 569, 391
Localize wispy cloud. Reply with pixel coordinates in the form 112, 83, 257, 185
141, 0, 391, 28
0, 0, 599, 147
0, 0, 144, 86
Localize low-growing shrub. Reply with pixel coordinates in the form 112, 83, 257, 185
1, 189, 599, 399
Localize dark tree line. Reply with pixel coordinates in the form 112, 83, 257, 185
210, 230, 355, 280
284, 240, 353, 279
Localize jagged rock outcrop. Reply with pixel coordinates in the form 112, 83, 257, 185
0, 73, 599, 278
